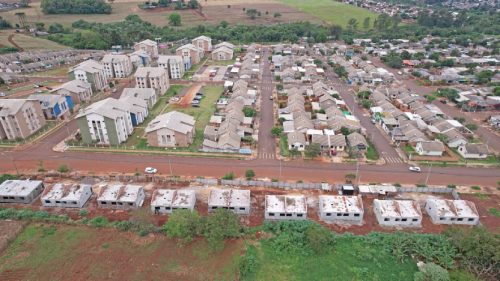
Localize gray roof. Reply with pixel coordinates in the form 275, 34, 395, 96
56, 79, 91, 93
27, 94, 63, 109
463, 144, 489, 155
0, 99, 33, 116
145, 111, 195, 134
76, 97, 131, 120
347, 132, 368, 147
134, 66, 167, 78
419, 141, 445, 152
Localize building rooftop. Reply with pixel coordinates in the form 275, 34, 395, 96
98, 184, 143, 203
427, 199, 479, 218
134, 66, 167, 78
42, 183, 91, 201
145, 111, 195, 134
208, 189, 250, 207
0, 180, 43, 197
375, 199, 421, 218
319, 195, 363, 214
265, 195, 307, 214
151, 189, 195, 208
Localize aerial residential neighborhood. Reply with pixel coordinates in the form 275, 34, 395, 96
0, 0, 498, 280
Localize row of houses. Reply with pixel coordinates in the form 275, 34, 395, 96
277, 81, 368, 156
203, 79, 255, 152
272, 54, 325, 84
0, 50, 105, 74
0, 180, 480, 226
369, 85, 490, 159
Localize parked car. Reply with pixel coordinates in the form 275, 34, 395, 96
0, 92, 5, 97
144, 167, 157, 174
408, 166, 421, 173
192, 100, 200, 107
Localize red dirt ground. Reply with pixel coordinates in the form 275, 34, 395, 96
0, 220, 26, 254
178, 83, 202, 106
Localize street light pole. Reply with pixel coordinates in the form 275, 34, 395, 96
279, 159, 282, 181
1, 152, 19, 176
425, 162, 432, 186
169, 158, 173, 176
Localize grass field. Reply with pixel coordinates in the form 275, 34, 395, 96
0, 30, 68, 51
126, 84, 223, 152
280, 0, 378, 29
0, 224, 242, 281
251, 236, 417, 281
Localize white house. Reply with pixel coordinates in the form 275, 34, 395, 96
0, 180, 44, 204
41, 183, 92, 208
265, 195, 307, 220
425, 199, 479, 225
318, 195, 363, 223
373, 199, 422, 227
151, 189, 196, 214
457, 143, 489, 159
97, 184, 145, 210
208, 189, 251, 214
415, 141, 445, 156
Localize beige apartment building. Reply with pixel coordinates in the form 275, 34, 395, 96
0, 99, 47, 140
134, 67, 170, 96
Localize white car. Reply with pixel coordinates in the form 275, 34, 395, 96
409, 166, 421, 173
144, 167, 157, 174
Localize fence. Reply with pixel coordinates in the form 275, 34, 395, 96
398, 186, 460, 199
220, 179, 324, 190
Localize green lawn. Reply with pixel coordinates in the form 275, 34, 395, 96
250, 235, 417, 281
128, 84, 223, 152
366, 141, 379, 160
280, 0, 378, 29
279, 134, 290, 157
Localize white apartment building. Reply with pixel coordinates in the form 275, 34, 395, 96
102, 54, 133, 78
158, 55, 185, 79
134, 67, 170, 96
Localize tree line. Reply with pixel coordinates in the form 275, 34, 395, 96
41, 0, 112, 14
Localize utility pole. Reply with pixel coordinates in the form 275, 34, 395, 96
425, 162, 432, 186
355, 160, 359, 185
169, 158, 173, 176
279, 159, 282, 181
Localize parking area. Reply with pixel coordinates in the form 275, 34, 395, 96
193, 65, 227, 82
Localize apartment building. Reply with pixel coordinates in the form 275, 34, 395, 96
0, 99, 46, 140
69, 59, 108, 92
28, 93, 71, 120
176, 44, 204, 69
158, 55, 185, 79
52, 79, 93, 104
133, 39, 159, 59
134, 67, 170, 96
102, 54, 133, 78
192, 35, 212, 53
76, 98, 134, 145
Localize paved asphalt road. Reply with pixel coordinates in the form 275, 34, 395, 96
322, 58, 404, 164
1, 59, 499, 186
257, 47, 277, 160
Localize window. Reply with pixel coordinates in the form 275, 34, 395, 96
336, 213, 342, 217
384, 218, 389, 221
343, 213, 349, 216
229, 207, 235, 210
439, 217, 445, 221
412, 219, 418, 222
268, 213, 274, 216
354, 213, 360, 217
280, 214, 285, 217
101, 201, 107, 205
118, 202, 123, 205
72, 201, 77, 205
395, 218, 401, 222
155, 207, 160, 210
211, 206, 217, 209
286, 214, 292, 217
111, 202, 117, 205
326, 213, 332, 216
129, 203, 133, 206
239, 207, 245, 211
2, 196, 8, 199
401, 218, 407, 222
450, 218, 456, 221
56, 201, 61, 204
457, 218, 463, 221
297, 214, 303, 217
45, 200, 51, 203
166, 207, 171, 210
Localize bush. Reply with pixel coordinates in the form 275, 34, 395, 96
57, 164, 70, 173
239, 245, 260, 279
204, 209, 241, 251
41, 0, 112, 14
89, 216, 109, 228
245, 169, 255, 180
470, 186, 481, 190
414, 263, 450, 281
222, 172, 235, 180
447, 184, 456, 189
0, 174, 18, 184
163, 209, 203, 244
79, 209, 88, 217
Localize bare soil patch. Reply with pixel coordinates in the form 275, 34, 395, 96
0, 220, 27, 254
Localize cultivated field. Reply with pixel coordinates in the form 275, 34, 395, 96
0, 30, 68, 51
0, 0, 377, 28
0, 224, 242, 281
280, 0, 378, 29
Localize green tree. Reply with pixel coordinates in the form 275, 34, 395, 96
57, 164, 70, 173
242, 106, 256, 117
41, 0, 112, 14
163, 209, 202, 244
475, 70, 494, 84
187, 0, 199, 9
347, 18, 358, 31
345, 173, 356, 183
383, 52, 403, 69
340, 126, 350, 136
245, 169, 255, 180
304, 143, 321, 159
204, 209, 241, 251
246, 8, 259, 20
169, 12, 182, 26
465, 124, 478, 131
271, 127, 283, 137
273, 12, 281, 18
363, 17, 371, 29
414, 263, 450, 281
222, 172, 235, 180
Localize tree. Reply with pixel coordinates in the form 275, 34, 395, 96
204, 209, 241, 251
361, 99, 373, 109
163, 210, 203, 244
383, 52, 403, 69
340, 126, 350, 136
219, 20, 228, 28
242, 106, 256, 117
304, 143, 321, 159
329, 25, 343, 40
40, 0, 112, 14
363, 17, 371, 29
57, 164, 70, 173
306, 224, 335, 254
48, 23, 65, 33
187, 0, 199, 9
465, 124, 478, 131
0, 16, 11, 29
222, 172, 235, 180
158, 0, 169, 7
289, 148, 301, 158
450, 49, 460, 57
245, 169, 255, 180
475, 70, 494, 84
273, 12, 281, 18
271, 127, 283, 137
169, 12, 181, 26
347, 18, 358, 31
414, 263, 450, 281
246, 8, 259, 20
345, 173, 356, 183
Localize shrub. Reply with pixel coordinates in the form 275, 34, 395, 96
79, 209, 88, 217
470, 185, 481, 190
447, 184, 456, 189
89, 216, 109, 228
393, 183, 402, 187
57, 164, 70, 173
245, 169, 255, 180
222, 172, 235, 180
163, 209, 203, 244
204, 209, 242, 251
414, 263, 450, 281
239, 245, 260, 279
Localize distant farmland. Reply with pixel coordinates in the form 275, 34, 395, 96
280, 0, 378, 29
1, 0, 375, 28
